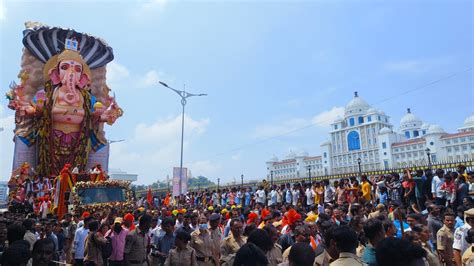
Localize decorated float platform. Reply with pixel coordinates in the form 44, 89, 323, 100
5, 21, 125, 218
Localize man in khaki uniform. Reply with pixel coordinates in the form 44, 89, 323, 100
165, 230, 197, 266
124, 214, 152, 266
209, 213, 222, 264
437, 212, 455, 266
329, 226, 365, 266
263, 225, 283, 266
221, 218, 246, 266
190, 216, 216, 266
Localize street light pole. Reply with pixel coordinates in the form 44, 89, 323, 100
307, 165, 312, 183
159, 81, 207, 195
425, 148, 432, 169
270, 170, 274, 186
217, 178, 220, 192
241, 174, 244, 187
357, 158, 362, 177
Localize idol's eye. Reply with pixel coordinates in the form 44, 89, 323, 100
60, 64, 70, 70
74, 65, 82, 73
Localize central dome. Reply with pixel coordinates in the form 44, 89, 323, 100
464, 114, 474, 128
400, 108, 422, 129
345, 91, 370, 116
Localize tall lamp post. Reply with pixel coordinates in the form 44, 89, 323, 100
425, 148, 432, 169
357, 158, 362, 177
159, 81, 207, 195
307, 165, 312, 182
241, 174, 244, 187
217, 178, 220, 192
270, 170, 274, 186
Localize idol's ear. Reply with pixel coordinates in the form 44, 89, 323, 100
49, 68, 61, 85
78, 73, 90, 88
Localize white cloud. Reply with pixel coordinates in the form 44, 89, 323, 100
0, 108, 15, 181
231, 152, 242, 161
106, 61, 131, 91
109, 114, 210, 184
253, 118, 308, 139
139, 70, 163, 88
141, 0, 168, 9
311, 107, 345, 127
384, 57, 451, 73
106, 62, 169, 90
188, 160, 221, 177
133, 114, 209, 143
107, 61, 130, 82
252, 106, 344, 139
0, 0, 6, 21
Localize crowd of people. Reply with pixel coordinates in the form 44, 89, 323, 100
1, 164, 474, 266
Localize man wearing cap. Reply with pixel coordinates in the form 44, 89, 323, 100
105, 217, 129, 266
454, 208, 474, 266
209, 213, 222, 264
124, 213, 136, 231
221, 218, 246, 266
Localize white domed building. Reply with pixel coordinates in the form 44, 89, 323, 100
319, 92, 394, 174
265, 150, 323, 180
266, 93, 474, 177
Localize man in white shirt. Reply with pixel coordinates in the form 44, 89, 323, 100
256, 186, 266, 206
305, 185, 315, 208
431, 169, 445, 206
454, 208, 474, 266
324, 180, 335, 204
72, 217, 91, 265
291, 185, 300, 206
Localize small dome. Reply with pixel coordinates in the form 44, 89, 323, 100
321, 140, 331, 146
463, 114, 474, 128
345, 92, 370, 115
400, 108, 422, 129
421, 123, 430, 130
297, 150, 309, 157
286, 151, 296, 159
366, 108, 378, 114
268, 155, 278, 162
379, 127, 392, 134
334, 116, 344, 123
427, 124, 445, 135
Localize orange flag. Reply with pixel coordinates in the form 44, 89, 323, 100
164, 192, 170, 206
147, 187, 153, 205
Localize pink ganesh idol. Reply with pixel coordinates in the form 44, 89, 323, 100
6, 22, 123, 177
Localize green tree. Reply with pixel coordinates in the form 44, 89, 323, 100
187, 176, 215, 188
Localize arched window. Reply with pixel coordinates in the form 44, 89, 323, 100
358, 117, 364, 124
349, 118, 355, 126
405, 131, 410, 139
413, 130, 419, 137
347, 131, 361, 151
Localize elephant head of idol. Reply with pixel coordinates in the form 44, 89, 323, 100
44, 49, 91, 104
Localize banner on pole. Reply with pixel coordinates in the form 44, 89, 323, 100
172, 167, 188, 197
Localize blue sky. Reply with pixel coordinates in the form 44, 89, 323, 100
0, 0, 472, 185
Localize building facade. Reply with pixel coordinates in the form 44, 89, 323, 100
109, 168, 138, 182
0, 181, 8, 203
266, 92, 474, 177
265, 152, 324, 181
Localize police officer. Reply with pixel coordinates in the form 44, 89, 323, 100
454, 208, 474, 266
124, 214, 152, 266
437, 211, 455, 266
190, 216, 215, 266
208, 213, 222, 264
